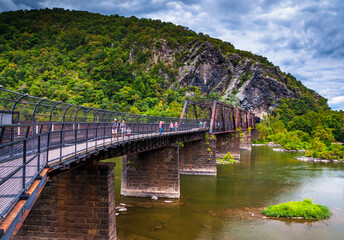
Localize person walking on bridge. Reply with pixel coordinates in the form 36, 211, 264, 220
169, 122, 174, 132
120, 120, 126, 138
159, 121, 164, 134
112, 118, 118, 138
174, 122, 178, 132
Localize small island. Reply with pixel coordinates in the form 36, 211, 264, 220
262, 198, 332, 220
217, 152, 238, 164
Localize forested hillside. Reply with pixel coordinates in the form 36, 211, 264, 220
0, 8, 323, 116
0, 8, 343, 147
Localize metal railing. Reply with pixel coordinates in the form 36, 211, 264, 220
0, 87, 208, 222
0, 119, 205, 221
0, 87, 256, 222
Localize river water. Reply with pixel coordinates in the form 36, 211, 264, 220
111, 146, 344, 240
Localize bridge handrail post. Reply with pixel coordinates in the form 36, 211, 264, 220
22, 125, 30, 190
74, 122, 78, 158
95, 123, 98, 148
103, 123, 105, 146
46, 123, 52, 164
60, 123, 64, 163
37, 124, 43, 172
86, 123, 89, 152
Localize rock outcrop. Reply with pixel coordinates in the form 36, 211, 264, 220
148, 40, 322, 118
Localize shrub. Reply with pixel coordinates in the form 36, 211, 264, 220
223, 152, 234, 160
262, 198, 332, 220
217, 152, 238, 164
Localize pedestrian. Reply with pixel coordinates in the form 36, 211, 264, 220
159, 121, 164, 134
174, 122, 178, 132
199, 121, 203, 128
169, 122, 174, 132
112, 118, 118, 138
126, 127, 131, 136
204, 121, 207, 128
120, 120, 126, 138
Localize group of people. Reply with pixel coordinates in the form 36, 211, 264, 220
112, 118, 179, 138
199, 121, 207, 128
159, 121, 178, 134
112, 118, 210, 138
112, 119, 131, 138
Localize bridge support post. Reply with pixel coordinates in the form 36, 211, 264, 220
240, 130, 252, 150
121, 144, 180, 198
216, 132, 240, 158
251, 129, 258, 141
14, 160, 116, 240
179, 134, 217, 175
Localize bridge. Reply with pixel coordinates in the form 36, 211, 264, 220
0, 87, 256, 240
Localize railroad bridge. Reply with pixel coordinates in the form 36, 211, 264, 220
0, 88, 257, 240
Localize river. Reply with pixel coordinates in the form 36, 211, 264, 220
109, 146, 344, 240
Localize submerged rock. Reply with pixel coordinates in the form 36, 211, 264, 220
267, 142, 281, 147
151, 223, 164, 231
118, 207, 127, 212
151, 196, 158, 200
273, 148, 299, 152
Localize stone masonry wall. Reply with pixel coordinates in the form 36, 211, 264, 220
121, 144, 180, 198
179, 134, 217, 175
251, 129, 258, 141
14, 160, 116, 240
216, 133, 240, 158
240, 130, 252, 150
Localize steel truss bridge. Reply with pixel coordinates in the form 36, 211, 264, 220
0, 87, 255, 239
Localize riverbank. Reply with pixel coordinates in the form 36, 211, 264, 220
296, 156, 343, 163
253, 142, 342, 162
252, 142, 281, 147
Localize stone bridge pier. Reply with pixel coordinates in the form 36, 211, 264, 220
14, 160, 116, 240
179, 135, 217, 175
240, 130, 252, 150
216, 133, 240, 158
121, 134, 218, 198
121, 144, 180, 198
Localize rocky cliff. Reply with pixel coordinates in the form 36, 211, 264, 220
144, 39, 321, 118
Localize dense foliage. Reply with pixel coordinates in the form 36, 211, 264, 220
255, 97, 344, 160
0, 8, 319, 118
262, 198, 332, 220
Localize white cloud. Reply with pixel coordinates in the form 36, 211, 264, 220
329, 96, 344, 105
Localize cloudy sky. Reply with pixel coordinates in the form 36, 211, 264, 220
1, 0, 344, 110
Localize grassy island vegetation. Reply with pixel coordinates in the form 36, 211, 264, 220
217, 152, 238, 164
254, 97, 344, 160
262, 198, 332, 220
